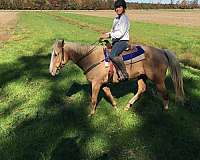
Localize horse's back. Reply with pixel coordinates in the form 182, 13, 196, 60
124, 44, 168, 81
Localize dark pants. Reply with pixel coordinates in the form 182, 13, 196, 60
109, 40, 129, 81
110, 40, 128, 58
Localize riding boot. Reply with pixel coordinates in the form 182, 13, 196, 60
110, 56, 129, 81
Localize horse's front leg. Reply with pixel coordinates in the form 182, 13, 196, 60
102, 86, 117, 109
124, 79, 146, 111
89, 81, 101, 116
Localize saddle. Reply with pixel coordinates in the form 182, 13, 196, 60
103, 40, 145, 82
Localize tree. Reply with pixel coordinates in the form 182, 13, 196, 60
190, 0, 198, 8
179, 0, 189, 8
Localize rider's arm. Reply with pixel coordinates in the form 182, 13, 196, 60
110, 15, 129, 40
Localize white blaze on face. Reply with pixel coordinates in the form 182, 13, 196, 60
49, 49, 55, 74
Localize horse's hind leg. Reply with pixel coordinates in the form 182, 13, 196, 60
124, 79, 146, 111
89, 82, 101, 116
102, 86, 117, 109
156, 82, 169, 110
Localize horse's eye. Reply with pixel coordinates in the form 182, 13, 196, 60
54, 52, 59, 57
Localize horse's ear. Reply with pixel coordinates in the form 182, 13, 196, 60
62, 39, 64, 47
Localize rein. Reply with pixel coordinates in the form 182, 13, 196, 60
61, 46, 65, 63
84, 59, 105, 75
83, 41, 108, 74
75, 40, 100, 64
74, 40, 106, 75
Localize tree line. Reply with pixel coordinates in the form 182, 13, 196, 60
128, 0, 199, 9
0, 0, 113, 10
0, 0, 199, 10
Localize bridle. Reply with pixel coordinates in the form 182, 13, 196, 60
54, 46, 65, 72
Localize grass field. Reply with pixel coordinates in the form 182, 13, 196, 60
68, 9, 200, 27
0, 11, 200, 160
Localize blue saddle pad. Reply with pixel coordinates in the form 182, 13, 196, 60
122, 46, 145, 61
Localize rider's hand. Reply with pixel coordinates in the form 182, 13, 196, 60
99, 33, 110, 40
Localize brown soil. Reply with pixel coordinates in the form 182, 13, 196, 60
67, 9, 200, 27
0, 11, 18, 42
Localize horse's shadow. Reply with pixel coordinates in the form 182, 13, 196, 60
50, 136, 82, 160
66, 80, 142, 108
65, 75, 200, 113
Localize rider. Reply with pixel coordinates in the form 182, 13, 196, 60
100, 0, 130, 81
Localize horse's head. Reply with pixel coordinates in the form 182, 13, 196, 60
49, 40, 69, 76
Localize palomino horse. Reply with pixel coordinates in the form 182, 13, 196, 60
49, 40, 184, 116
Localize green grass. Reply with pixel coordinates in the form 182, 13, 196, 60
0, 11, 200, 160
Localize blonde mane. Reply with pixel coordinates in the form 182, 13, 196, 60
64, 41, 96, 56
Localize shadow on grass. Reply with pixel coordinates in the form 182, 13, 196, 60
0, 62, 92, 159
0, 55, 50, 88
50, 137, 82, 160
97, 111, 200, 160
0, 45, 92, 159
66, 80, 138, 108
93, 72, 200, 159
63, 69, 200, 160
0, 46, 200, 160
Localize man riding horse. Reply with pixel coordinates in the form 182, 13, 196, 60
100, 0, 129, 81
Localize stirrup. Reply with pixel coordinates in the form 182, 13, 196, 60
118, 76, 128, 82
117, 71, 129, 82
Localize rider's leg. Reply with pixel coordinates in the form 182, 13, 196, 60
110, 40, 129, 81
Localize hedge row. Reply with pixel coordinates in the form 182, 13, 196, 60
0, 0, 199, 10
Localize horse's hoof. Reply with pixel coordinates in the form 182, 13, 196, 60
112, 101, 117, 107
124, 103, 132, 111
164, 105, 169, 111
124, 107, 129, 111
124, 106, 130, 111
113, 105, 117, 110
88, 113, 94, 117
88, 111, 95, 117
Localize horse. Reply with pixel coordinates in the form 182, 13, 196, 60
49, 40, 184, 116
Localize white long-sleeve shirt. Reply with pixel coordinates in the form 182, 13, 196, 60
108, 14, 130, 41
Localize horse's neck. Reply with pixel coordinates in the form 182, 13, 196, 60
69, 45, 103, 70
